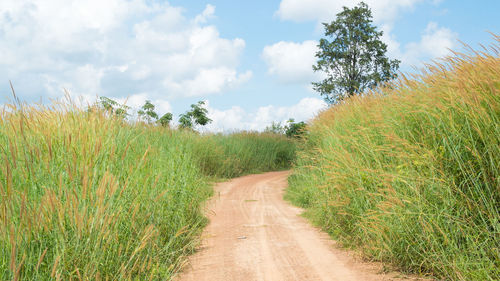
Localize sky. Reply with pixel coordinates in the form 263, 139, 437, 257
0, 0, 498, 132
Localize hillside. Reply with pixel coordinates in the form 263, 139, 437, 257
287, 39, 499, 280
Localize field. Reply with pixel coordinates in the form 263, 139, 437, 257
287, 41, 499, 280
0, 102, 296, 280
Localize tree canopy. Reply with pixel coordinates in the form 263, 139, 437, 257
158, 113, 173, 127
264, 119, 307, 139
178, 101, 212, 129
312, 2, 400, 104
138, 100, 159, 123
98, 96, 129, 118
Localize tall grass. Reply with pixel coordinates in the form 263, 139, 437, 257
0, 100, 296, 280
192, 132, 296, 178
287, 38, 499, 280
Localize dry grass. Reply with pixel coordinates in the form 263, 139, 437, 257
287, 37, 499, 280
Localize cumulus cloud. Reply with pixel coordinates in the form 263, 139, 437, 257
274, 0, 457, 70
164, 68, 252, 97
382, 22, 457, 68
194, 4, 216, 24
402, 22, 457, 65
0, 1, 250, 101
262, 40, 323, 83
276, 0, 429, 25
205, 97, 327, 132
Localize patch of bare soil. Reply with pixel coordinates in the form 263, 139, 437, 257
177, 171, 428, 281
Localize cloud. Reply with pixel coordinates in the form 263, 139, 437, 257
194, 4, 216, 24
0, 1, 249, 101
163, 68, 252, 97
275, 1, 457, 70
275, 0, 426, 25
262, 40, 323, 83
403, 22, 457, 65
205, 97, 327, 132
383, 22, 458, 68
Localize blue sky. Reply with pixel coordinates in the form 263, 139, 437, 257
1, 0, 498, 131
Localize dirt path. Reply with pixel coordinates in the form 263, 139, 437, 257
177, 171, 416, 281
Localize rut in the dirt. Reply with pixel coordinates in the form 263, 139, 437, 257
177, 171, 421, 281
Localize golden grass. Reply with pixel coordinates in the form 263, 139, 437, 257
287, 36, 499, 280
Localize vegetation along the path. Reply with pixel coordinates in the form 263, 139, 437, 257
0, 101, 296, 280
287, 38, 500, 280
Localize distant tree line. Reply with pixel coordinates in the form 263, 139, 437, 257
95, 96, 307, 137
95, 97, 211, 130
265, 119, 307, 139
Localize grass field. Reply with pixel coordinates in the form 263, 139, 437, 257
0, 101, 296, 280
287, 40, 499, 280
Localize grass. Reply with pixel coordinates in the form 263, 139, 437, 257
192, 131, 296, 178
0, 100, 296, 280
287, 38, 500, 280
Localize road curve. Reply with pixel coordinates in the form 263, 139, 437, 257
177, 171, 415, 281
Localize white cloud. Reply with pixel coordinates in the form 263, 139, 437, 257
383, 22, 457, 67
275, 1, 457, 70
164, 68, 252, 97
262, 40, 323, 83
403, 22, 457, 65
194, 4, 216, 24
205, 97, 327, 132
0, 1, 249, 101
276, 0, 425, 25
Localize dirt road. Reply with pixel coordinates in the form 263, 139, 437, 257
177, 171, 411, 281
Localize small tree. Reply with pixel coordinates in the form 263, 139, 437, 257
98, 96, 129, 119
158, 112, 173, 127
285, 119, 307, 138
264, 119, 307, 138
264, 121, 286, 135
138, 100, 159, 123
178, 113, 193, 129
313, 2, 400, 104
178, 101, 212, 129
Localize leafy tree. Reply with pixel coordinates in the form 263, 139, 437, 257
178, 101, 212, 129
285, 119, 307, 138
98, 96, 129, 118
264, 121, 286, 135
264, 119, 307, 138
178, 113, 193, 129
190, 101, 212, 126
138, 100, 159, 123
158, 112, 173, 127
312, 2, 400, 104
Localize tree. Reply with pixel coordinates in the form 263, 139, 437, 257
158, 112, 173, 127
97, 96, 129, 119
285, 119, 307, 138
264, 119, 307, 138
312, 2, 400, 104
138, 100, 159, 123
264, 121, 286, 135
178, 113, 193, 129
178, 101, 212, 129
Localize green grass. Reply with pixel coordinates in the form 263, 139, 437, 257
0, 101, 296, 280
191, 131, 296, 178
287, 39, 499, 280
